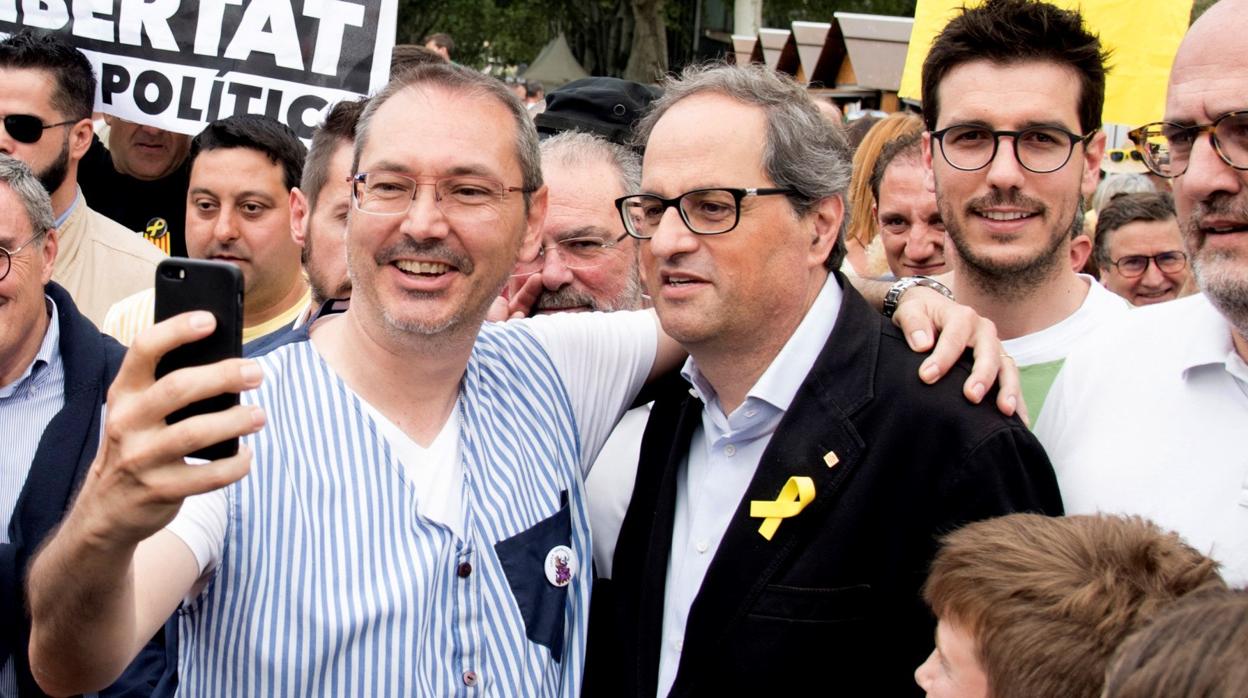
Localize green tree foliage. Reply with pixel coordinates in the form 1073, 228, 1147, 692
764, 0, 917, 25
395, 0, 922, 75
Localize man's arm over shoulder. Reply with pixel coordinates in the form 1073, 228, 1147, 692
517, 310, 661, 472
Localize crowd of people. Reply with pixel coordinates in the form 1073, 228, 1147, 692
1, 0, 1245, 696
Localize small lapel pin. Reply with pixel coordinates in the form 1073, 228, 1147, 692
749, 476, 816, 541
544, 545, 576, 587
823, 451, 839, 468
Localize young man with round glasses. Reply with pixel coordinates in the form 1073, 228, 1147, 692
919, 0, 1129, 419
0, 30, 165, 326
1036, 0, 1248, 588
585, 61, 1060, 698
1093, 191, 1191, 306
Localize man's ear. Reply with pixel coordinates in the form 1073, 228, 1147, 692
519, 184, 548, 261
68, 118, 93, 162
1081, 130, 1107, 199
39, 228, 58, 284
289, 188, 309, 247
922, 131, 937, 194
1069, 232, 1093, 274
808, 193, 845, 268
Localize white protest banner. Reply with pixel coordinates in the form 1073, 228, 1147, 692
0, 0, 397, 140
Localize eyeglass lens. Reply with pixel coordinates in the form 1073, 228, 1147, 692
622, 190, 740, 237
1116, 251, 1187, 277
515, 237, 619, 271
1134, 112, 1248, 177
353, 172, 511, 220
938, 126, 1083, 173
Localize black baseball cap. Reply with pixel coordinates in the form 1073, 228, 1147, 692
534, 77, 661, 147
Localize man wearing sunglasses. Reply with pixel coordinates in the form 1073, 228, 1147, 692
1036, 0, 1248, 587
920, 0, 1129, 420
1093, 191, 1191, 306
0, 31, 164, 326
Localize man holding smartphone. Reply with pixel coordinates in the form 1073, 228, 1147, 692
27, 64, 1020, 696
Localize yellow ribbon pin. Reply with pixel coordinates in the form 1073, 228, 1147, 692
749, 476, 816, 541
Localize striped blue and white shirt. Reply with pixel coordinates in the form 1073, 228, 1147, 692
167, 311, 656, 697
0, 297, 62, 698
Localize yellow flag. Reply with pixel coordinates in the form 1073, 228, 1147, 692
899, 0, 1194, 127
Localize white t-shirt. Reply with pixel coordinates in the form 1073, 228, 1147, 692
1002, 275, 1129, 366
586, 403, 651, 579
1002, 276, 1129, 417
167, 310, 658, 578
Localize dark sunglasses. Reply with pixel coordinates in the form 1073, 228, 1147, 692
1107, 149, 1144, 163
2, 114, 77, 144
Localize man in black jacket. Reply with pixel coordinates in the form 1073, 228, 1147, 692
0, 155, 159, 696
585, 63, 1062, 697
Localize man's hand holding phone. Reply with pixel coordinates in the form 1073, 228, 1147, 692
76, 312, 266, 548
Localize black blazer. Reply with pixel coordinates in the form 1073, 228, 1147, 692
0, 283, 162, 697
586, 275, 1063, 697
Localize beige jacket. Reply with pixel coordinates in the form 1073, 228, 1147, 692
51, 192, 167, 326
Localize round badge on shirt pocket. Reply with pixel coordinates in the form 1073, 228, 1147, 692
544, 545, 576, 587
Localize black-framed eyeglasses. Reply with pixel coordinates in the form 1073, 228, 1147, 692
1108, 250, 1188, 278
516, 232, 630, 272
2, 114, 77, 145
615, 187, 795, 239
0, 231, 47, 282
930, 124, 1096, 174
350, 172, 533, 220
1127, 111, 1248, 178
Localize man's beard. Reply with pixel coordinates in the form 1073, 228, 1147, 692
942, 190, 1079, 301
36, 135, 71, 195
348, 234, 504, 344
532, 263, 645, 312
303, 227, 351, 305
1186, 193, 1248, 338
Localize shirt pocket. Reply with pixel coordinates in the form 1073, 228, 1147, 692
746, 583, 874, 623
494, 492, 574, 660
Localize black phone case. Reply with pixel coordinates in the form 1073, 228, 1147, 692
154, 259, 244, 461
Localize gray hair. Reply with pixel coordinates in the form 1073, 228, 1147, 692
539, 130, 641, 196
1092, 173, 1154, 214
0, 154, 55, 242
634, 62, 851, 270
353, 63, 542, 209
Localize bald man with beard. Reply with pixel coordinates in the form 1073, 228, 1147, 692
1036, 0, 1248, 587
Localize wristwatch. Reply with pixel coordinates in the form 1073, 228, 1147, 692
882, 276, 955, 319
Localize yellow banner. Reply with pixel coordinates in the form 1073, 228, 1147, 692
899, 0, 1194, 127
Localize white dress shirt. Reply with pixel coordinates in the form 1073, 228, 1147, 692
1035, 293, 1248, 586
657, 275, 842, 697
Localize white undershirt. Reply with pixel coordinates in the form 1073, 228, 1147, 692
1002, 275, 1128, 365
359, 398, 464, 540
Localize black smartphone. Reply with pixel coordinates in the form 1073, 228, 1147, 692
154, 258, 244, 460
